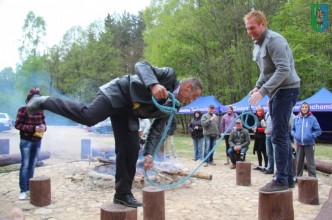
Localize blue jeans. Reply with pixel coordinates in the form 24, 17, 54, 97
270, 88, 299, 185
19, 139, 41, 192
266, 136, 274, 172
203, 136, 217, 163
192, 137, 203, 160
228, 147, 248, 165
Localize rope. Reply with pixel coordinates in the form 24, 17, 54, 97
144, 94, 259, 189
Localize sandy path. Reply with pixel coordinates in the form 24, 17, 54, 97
0, 126, 331, 220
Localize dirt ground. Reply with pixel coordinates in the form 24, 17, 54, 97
0, 126, 332, 220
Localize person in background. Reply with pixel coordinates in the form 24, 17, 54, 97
188, 110, 204, 161
263, 100, 274, 174
15, 88, 47, 200
138, 118, 151, 159
228, 119, 250, 169
291, 102, 322, 178
26, 61, 203, 207
220, 106, 238, 165
253, 106, 268, 171
165, 117, 177, 159
201, 105, 219, 167
245, 10, 300, 192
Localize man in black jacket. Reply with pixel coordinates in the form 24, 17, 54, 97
27, 61, 202, 208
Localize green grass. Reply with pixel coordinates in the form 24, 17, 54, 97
1, 135, 330, 174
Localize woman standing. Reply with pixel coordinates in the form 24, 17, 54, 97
291, 102, 321, 177
220, 106, 238, 165
15, 88, 47, 200
188, 110, 204, 161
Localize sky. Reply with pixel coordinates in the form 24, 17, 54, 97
0, 0, 151, 71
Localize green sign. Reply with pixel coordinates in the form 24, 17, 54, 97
311, 4, 328, 32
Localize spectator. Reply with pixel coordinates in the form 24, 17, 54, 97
253, 106, 268, 171
188, 110, 204, 161
291, 102, 322, 178
15, 88, 47, 200
201, 105, 219, 167
228, 119, 250, 169
263, 102, 274, 174
165, 117, 177, 159
220, 106, 238, 165
138, 118, 151, 159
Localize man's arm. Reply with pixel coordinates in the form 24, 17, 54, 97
135, 61, 177, 100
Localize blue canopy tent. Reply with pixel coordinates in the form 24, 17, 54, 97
229, 93, 270, 113
178, 95, 227, 115
293, 87, 332, 142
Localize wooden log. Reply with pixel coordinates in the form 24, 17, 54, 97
0, 139, 9, 154
143, 186, 165, 220
0, 151, 51, 167
297, 176, 319, 205
100, 203, 137, 220
236, 162, 251, 186
153, 168, 212, 181
304, 160, 332, 175
315, 188, 332, 220
30, 176, 51, 207
258, 190, 294, 220
97, 157, 116, 164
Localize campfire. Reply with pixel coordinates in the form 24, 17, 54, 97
84, 156, 212, 189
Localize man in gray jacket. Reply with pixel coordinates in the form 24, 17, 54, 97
201, 105, 219, 167
27, 61, 202, 207
244, 11, 300, 192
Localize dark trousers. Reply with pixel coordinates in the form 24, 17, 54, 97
224, 135, 230, 156
270, 88, 299, 185
43, 91, 140, 196
254, 138, 268, 167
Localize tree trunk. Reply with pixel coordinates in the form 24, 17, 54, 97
0, 151, 51, 167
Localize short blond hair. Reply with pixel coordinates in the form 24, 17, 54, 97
244, 10, 267, 26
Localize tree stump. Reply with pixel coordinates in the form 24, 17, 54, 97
297, 176, 319, 205
0, 139, 9, 154
315, 188, 332, 220
143, 186, 165, 220
236, 162, 251, 186
259, 190, 294, 220
29, 176, 51, 207
81, 139, 91, 159
100, 203, 137, 220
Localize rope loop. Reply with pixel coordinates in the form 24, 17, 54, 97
144, 97, 259, 189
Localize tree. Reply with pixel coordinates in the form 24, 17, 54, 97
270, 0, 332, 99
18, 11, 47, 61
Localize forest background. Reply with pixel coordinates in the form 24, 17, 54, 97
0, 0, 331, 130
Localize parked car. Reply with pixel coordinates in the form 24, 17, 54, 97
91, 118, 113, 134
0, 113, 12, 131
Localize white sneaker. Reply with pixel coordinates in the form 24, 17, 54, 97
18, 192, 27, 200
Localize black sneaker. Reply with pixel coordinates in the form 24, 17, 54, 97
288, 181, 295, 189
253, 166, 262, 171
259, 180, 288, 193
264, 170, 274, 175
